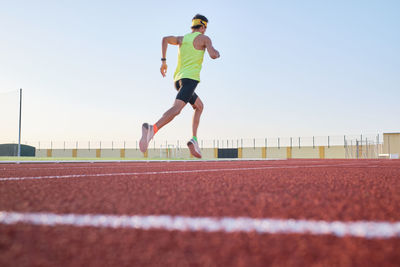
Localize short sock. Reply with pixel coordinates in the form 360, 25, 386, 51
192, 136, 198, 142
153, 124, 159, 134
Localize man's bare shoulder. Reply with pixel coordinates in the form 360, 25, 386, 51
197, 34, 211, 46
200, 34, 211, 41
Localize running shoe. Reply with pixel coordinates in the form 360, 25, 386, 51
187, 138, 202, 158
139, 123, 155, 153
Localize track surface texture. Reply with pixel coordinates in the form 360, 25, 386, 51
1, 159, 400, 266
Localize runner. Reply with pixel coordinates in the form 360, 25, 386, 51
139, 14, 220, 158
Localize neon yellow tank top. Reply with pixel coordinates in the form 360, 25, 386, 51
173, 32, 205, 82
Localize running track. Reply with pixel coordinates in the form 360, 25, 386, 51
1, 159, 400, 266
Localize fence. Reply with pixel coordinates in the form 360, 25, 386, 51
5, 133, 383, 159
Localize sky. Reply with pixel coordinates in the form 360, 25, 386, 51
1, 0, 399, 146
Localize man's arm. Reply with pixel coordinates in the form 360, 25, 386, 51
204, 36, 220, 59
160, 36, 183, 77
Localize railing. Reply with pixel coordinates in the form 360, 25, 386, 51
8, 134, 382, 150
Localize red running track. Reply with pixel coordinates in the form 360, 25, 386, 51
1, 159, 400, 266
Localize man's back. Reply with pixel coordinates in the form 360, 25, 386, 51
174, 32, 205, 82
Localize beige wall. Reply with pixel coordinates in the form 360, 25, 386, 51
242, 148, 263, 158
34, 143, 384, 160
324, 146, 346, 159
383, 133, 400, 156
74, 149, 96, 158
265, 147, 287, 159
291, 147, 319, 159
125, 149, 144, 158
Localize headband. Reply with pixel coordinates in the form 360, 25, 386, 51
192, 19, 207, 28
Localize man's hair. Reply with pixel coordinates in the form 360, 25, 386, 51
191, 14, 208, 29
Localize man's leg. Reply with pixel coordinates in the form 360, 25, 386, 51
187, 97, 203, 158
191, 97, 203, 137
155, 99, 186, 130
139, 99, 186, 153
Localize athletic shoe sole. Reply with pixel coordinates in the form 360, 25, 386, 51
187, 141, 202, 159
139, 123, 151, 153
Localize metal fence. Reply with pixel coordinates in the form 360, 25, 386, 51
14, 134, 382, 151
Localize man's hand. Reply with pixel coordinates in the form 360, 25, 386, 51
160, 62, 168, 77
214, 50, 220, 59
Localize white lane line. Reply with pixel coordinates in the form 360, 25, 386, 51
1, 162, 392, 174
0, 162, 250, 171
1, 211, 399, 239
0, 164, 361, 181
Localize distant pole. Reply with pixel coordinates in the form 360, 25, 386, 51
356, 140, 359, 159
18, 88, 22, 157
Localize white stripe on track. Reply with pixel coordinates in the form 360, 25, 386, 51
1, 211, 399, 239
0, 164, 360, 181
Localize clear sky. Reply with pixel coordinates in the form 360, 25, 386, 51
1, 0, 399, 145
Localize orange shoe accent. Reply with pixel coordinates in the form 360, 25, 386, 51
153, 124, 159, 134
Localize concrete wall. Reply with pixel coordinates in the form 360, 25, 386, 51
325, 146, 346, 159
265, 148, 287, 159
383, 133, 400, 157
33, 143, 384, 160
291, 147, 319, 159
241, 148, 263, 158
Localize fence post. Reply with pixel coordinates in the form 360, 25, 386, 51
278, 138, 280, 149
290, 137, 292, 148
299, 137, 301, 149
313, 136, 315, 149
356, 140, 359, 159
328, 136, 330, 148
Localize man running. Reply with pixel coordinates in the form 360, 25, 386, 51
139, 14, 220, 158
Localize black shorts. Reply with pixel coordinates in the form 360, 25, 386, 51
175, 78, 199, 105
